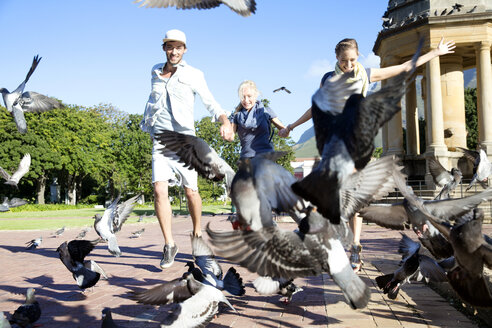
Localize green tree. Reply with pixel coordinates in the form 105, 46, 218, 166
464, 87, 478, 149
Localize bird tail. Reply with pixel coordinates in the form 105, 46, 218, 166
448, 266, 492, 307
223, 267, 245, 296
107, 235, 122, 257
326, 238, 371, 309
86, 260, 109, 280
375, 273, 394, 290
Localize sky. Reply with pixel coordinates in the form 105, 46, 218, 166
0, 0, 389, 142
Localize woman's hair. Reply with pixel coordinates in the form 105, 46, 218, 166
235, 80, 259, 113
335, 38, 359, 57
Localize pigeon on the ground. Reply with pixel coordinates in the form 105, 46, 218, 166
101, 308, 120, 328
458, 148, 492, 190
291, 40, 422, 223
253, 276, 303, 303
25, 237, 42, 250
94, 194, 140, 256
133, 0, 256, 16
427, 156, 462, 199
154, 131, 235, 192
76, 227, 91, 239
0, 154, 31, 187
52, 226, 65, 237
273, 86, 291, 94
131, 271, 237, 327
130, 228, 145, 238
375, 233, 447, 299
189, 235, 245, 296
0, 55, 61, 134
9, 288, 41, 328
207, 155, 376, 309
56, 240, 106, 289
0, 197, 28, 212
0, 312, 11, 328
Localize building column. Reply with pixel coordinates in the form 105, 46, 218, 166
383, 56, 404, 156
475, 41, 492, 153
425, 57, 447, 156
440, 55, 467, 150
405, 79, 419, 155
421, 75, 429, 153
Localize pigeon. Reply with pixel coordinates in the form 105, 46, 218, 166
133, 0, 256, 16
76, 227, 91, 239
154, 130, 235, 192
427, 156, 462, 199
9, 288, 41, 328
206, 156, 373, 309
25, 237, 42, 250
0, 197, 28, 212
131, 271, 237, 327
467, 5, 477, 13
253, 276, 303, 303
375, 233, 447, 299
52, 226, 65, 237
452, 3, 463, 11
130, 228, 145, 238
56, 240, 106, 289
94, 195, 140, 256
441, 8, 447, 15
273, 86, 291, 94
0, 312, 11, 328
101, 308, 121, 328
189, 235, 245, 296
458, 148, 492, 190
0, 153, 31, 187
291, 40, 422, 223
0, 55, 61, 134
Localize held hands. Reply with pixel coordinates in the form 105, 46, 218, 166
220, 122, 235, 141
278, 127, 290, 138
436, 37, 456, 56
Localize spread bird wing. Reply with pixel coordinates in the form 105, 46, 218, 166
8, 153, 31, 185
12, 105, 28, 134
18, 92, 62, 113
427, 157, 452, 187
113, 194, 140, 233
206, 223, 322, 279
131, 275, 197, 305
358, 203, 408, 230
67, 240, 95, 263
191, 235, 223, 279
134, 0, 256, 16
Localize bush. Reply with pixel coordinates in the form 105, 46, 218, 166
9, 204, 93, 212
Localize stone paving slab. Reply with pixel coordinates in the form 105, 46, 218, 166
0, 215, 490, 327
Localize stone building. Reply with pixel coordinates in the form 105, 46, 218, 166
374, 0, 492, 186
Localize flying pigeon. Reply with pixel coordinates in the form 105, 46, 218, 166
130, 228, 145, 238
9, 288, 41, 328
133, 0, 256, 16
189, 235, 245, 296
131, 271, 237, 326
291, 39, 422, 223
418, 208, 492, 307
427, 156, 462, 199
452, 3, 463, 11
56, 240, 106, 289
458, 148, 492, 190
52, 226, 65, 237
25, 237, 42, 250
0, 197, 28, 212
94, 195, 140, 256
273, 86, 291, 94
253, 276, 303, 303
375, 233, 447, 299
0, 153, 31, 187
154, 130, 235, 192
0, 55, 61, 134
206, 155, 373, 309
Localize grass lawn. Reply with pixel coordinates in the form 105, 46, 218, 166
0, 204, 232, 230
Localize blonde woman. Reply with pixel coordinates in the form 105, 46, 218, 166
280, 37, 456, 273
231, 80, 287, 158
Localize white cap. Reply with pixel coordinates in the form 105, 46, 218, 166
163, 29, 186, 46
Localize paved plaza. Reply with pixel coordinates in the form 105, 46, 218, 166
0, 214, 490, 327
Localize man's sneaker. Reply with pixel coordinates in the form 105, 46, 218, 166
160, 244, 178, 269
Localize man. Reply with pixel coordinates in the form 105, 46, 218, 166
141, 29, 233, 269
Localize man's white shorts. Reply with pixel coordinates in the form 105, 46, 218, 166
152, 138, 198, 191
